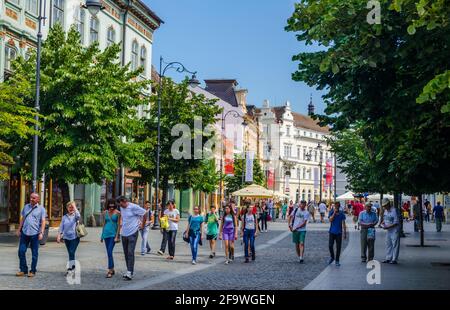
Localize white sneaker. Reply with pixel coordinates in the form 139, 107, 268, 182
192, 260, 196, 265
225, 260, 229, 265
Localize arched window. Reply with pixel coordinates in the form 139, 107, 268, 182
89, 17, 99, 44
140, 46, 147, 75
302, 167, 306, 180
131, 41, 138, 70
307, 190, 311, 202
302, 189, 306, 201
107, 27, 115, 47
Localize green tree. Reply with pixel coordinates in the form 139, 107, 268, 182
0, 76, 37, 179
134, 78, 222, 206
10, 24, 148, 185
224, 155, 266, 194
286, 0, 450, 195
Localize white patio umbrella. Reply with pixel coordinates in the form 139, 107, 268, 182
367, 193, 394, 201
232, 184, 274, 198
336, 191, 355, 200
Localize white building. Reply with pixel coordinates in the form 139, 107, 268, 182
1, 0, 162, 94
257, 99, 335, 203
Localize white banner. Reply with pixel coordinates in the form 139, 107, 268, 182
245, 151, 254, 183
285, 174, 290, 193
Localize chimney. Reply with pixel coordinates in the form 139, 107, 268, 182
307, 94, 315, 116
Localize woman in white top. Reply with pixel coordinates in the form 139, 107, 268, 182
240, 205, 259, 263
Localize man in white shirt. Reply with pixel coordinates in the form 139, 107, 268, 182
380, 198, 400, 264
289, 200, 310, 263
118, 196, 146, 280
319, 201, 327, 223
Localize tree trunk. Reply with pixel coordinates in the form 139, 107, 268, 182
58, 181, 71, 216
418, 194, 424, 246
161, 175, 169, 213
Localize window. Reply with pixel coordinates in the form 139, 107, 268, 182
107, 27, 115, 47
302, 189, 306, 201
314, 150, 318, 162
131, 41, 138, 70
283, 144, 292, 158
89, 17, 99, 44
140, 46, 147, 75
308, 190, 311, 202
297, 146, 301, 159
4, 45, 17, 72
302, 167, 306, 180
310, 132, 312, 137
52, 0, 65, 27
286, 126, 291, 137
7, 0, 19, 5
297, 168, 301, 179
77, 8, 85, 44
26, 0, 38, 15
303, 147, 307, 160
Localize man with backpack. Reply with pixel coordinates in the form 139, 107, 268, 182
289, 200, 310, 263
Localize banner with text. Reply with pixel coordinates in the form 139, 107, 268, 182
326, 158, 333, 186
224, 138, 234, 176
245, 151, 254, 183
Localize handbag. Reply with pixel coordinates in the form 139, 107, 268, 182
160, 215, 169, 230
182, 231, 190, 243
76, 220, 88, 238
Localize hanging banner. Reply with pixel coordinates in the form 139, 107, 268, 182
224, 138, 234, 176
284, 174, 290, 193
313, 167, 319, 190
326, 158, 333, 186
267, 169, 274, 189
245, 151, 254, 183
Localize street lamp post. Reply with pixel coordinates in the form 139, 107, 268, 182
31, 0, 104, 193
317, 143, 323, 203
241, 122, 249, 185
152, 56, 198, 229
219, 111, 245, 207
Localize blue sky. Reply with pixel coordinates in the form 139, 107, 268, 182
144, 0, 326, 114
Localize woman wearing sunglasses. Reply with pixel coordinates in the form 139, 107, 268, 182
101, 199, 121, 278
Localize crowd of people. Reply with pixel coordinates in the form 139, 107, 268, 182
14, 193, 446, 280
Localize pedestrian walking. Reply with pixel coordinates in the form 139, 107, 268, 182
160, 200, 180, 260
117, 196, 146, 280
318, 201, 327, 223
359, 202, 378, 263
219, 204, 238, 264
185, 206, 204, 265
281, 201, 288, 220
412, 199, 421, 232
241, 205, 259, 263
57, 201, 81, 276
16, 193, 47, 278
289, 200, 309, 263
139, 201, 154, 255
433, 201, 445, 232
425, 201, 432, 222
353, 200, 363, 230
101, 199, 120, 278
287, 200, 294, 219
380, 198, 400, 264
267, 199, 275, 222
205, 205, 219, 258
260, 202, 268, 232
328, 202, 347, 266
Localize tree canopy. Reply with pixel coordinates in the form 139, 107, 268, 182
9, 24, 149, 184
286, 0, 450, 194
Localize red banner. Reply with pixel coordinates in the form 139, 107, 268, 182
267, 169, 274, 189
326, 158, 333, 186
224, 138, 234, 176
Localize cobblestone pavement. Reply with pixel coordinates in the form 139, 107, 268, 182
0, 214, 347, 290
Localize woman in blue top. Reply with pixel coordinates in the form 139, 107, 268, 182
185, 206, 204, 265
57, 201, 81, 275
101, 199, 121, 278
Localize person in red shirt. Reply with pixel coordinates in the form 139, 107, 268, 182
352, 199, 364, 230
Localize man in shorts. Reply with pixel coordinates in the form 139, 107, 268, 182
205, 205, 219, 258
289, 200, 309, 263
